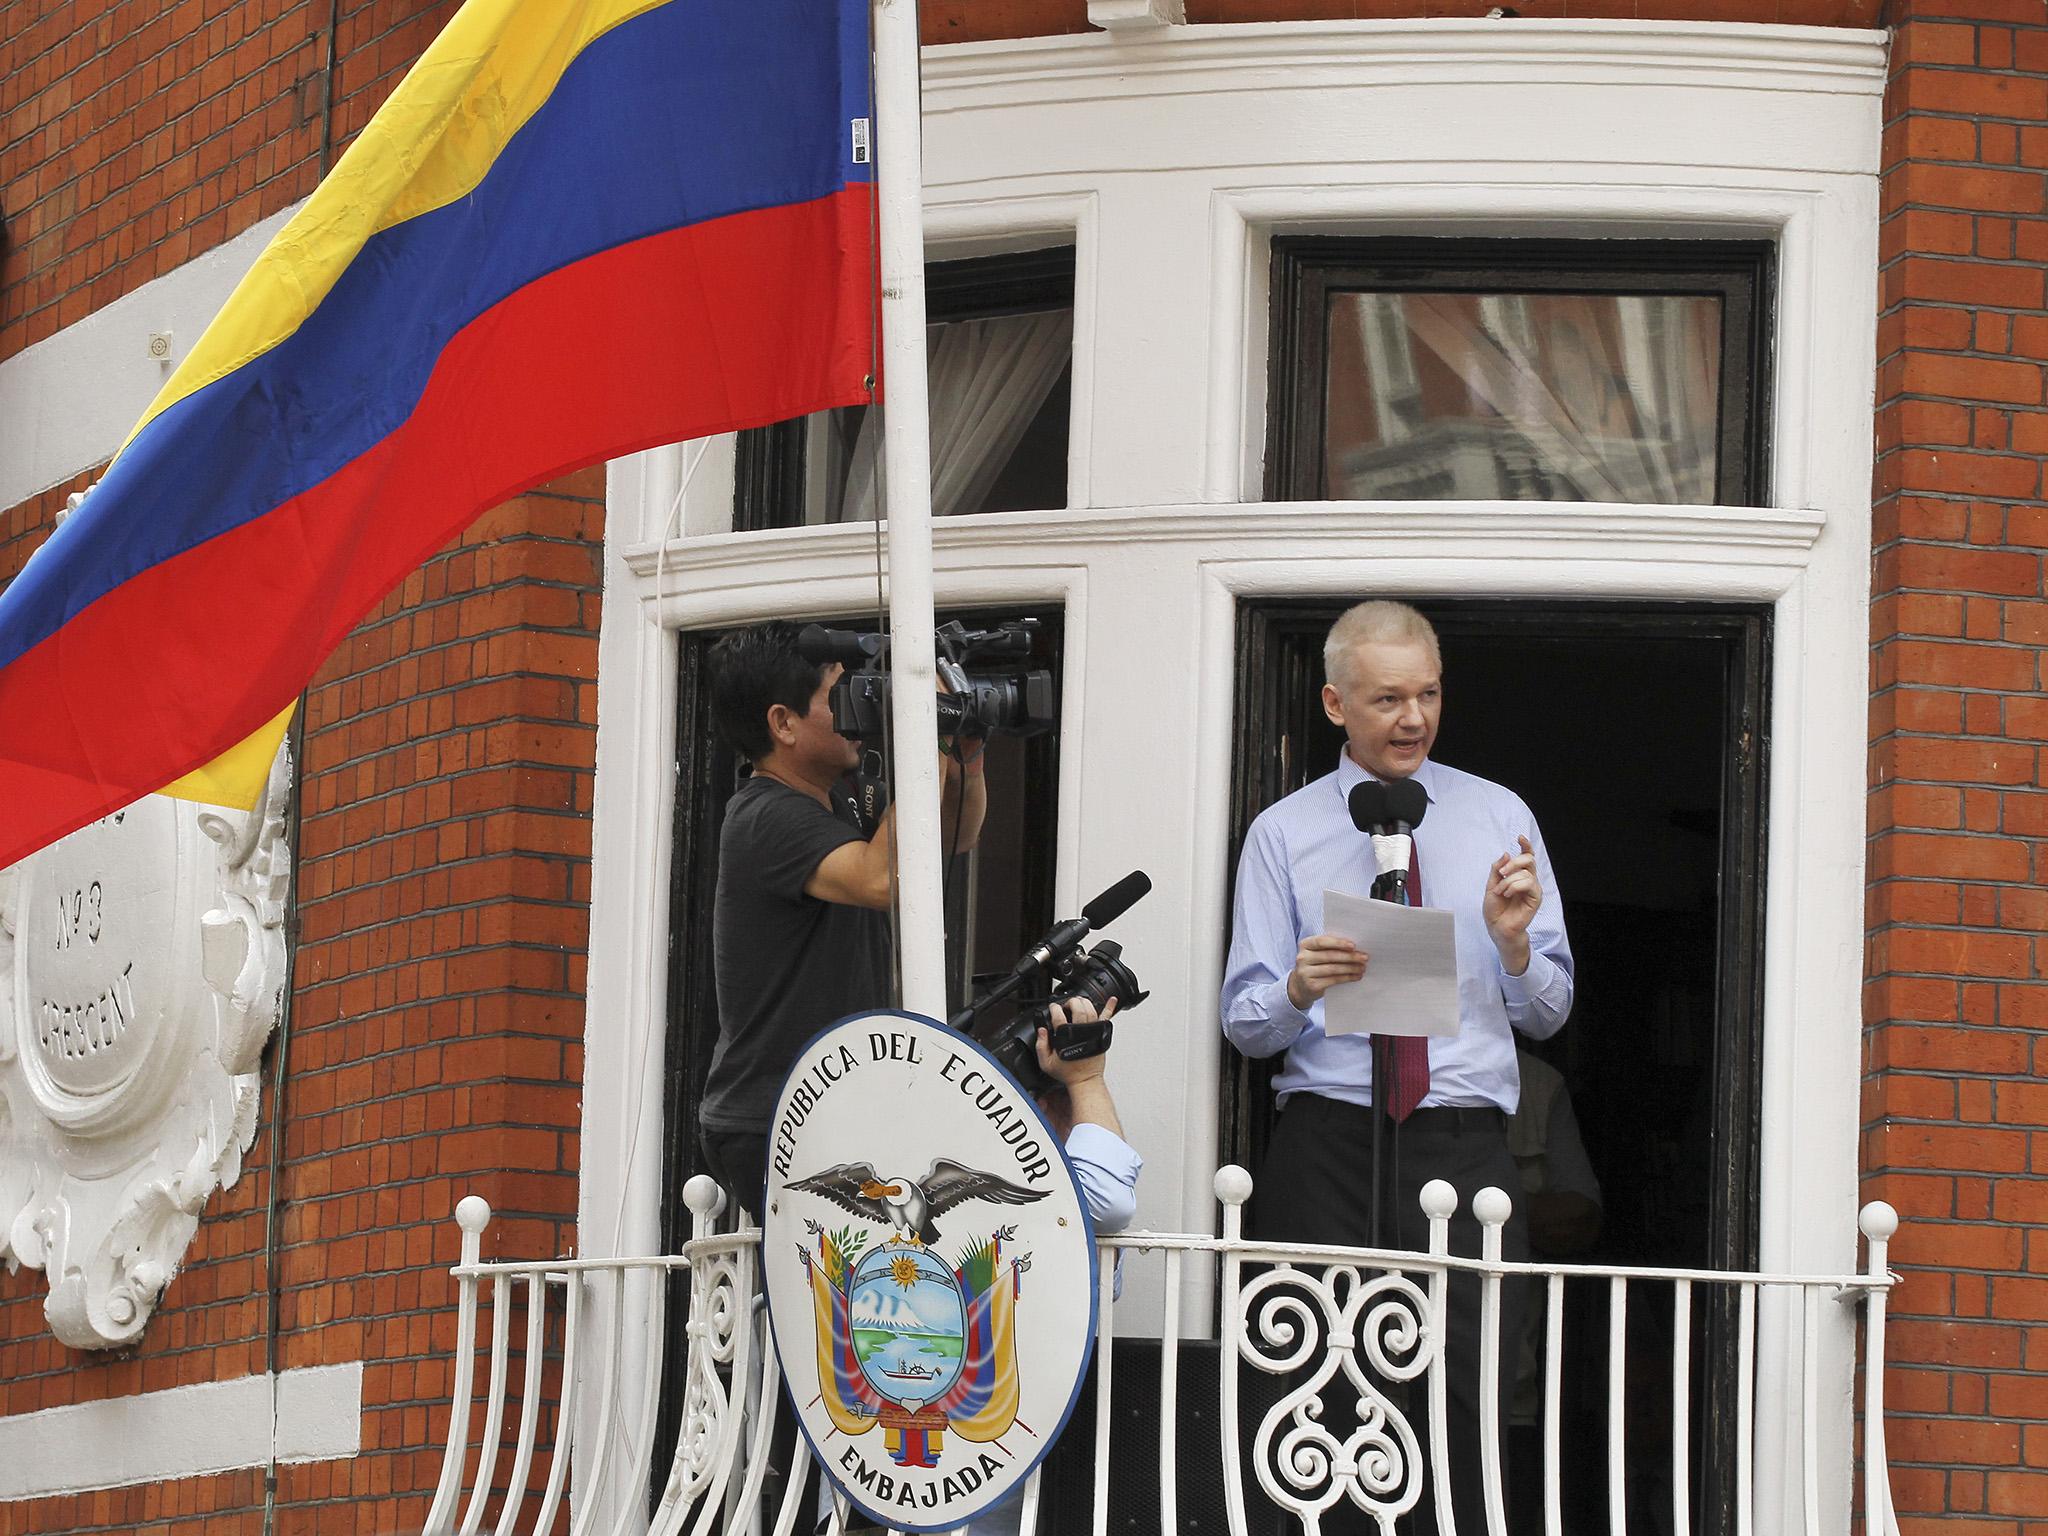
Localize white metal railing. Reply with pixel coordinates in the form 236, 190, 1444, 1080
422, 1170, 1901, 1536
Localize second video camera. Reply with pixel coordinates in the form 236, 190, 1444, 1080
971, 938, 1148, 1096
797, 619, 1056, 742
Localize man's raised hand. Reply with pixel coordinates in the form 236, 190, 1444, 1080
1483, 834, 1542, 975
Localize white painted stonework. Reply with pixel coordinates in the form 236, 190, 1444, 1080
0, 206, 299, 513
0, 740, 293, 1348
581, 18, 1885, 1532
0, 1363, 363, 1500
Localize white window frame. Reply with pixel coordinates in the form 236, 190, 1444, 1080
579, 20, 1884, 1533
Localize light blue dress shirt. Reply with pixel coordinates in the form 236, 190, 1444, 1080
1065, 1121, 1142, 1234
1221, 751, 1574, 1113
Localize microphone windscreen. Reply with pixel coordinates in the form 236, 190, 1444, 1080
1348, 780, 1389, 834
1082, 870, 1152, 929
1387, 777, 1428, 827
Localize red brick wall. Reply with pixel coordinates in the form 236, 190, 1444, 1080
0, 0, 459, 363
0, 469, 597, 1536
1866, 1, 2048, 1530
0, 8, 591, 1531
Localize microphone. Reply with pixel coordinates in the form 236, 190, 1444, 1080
946, 871, 1152, 1032
1348, 779, 1427, 905
1006, 870, 1152, 981
1082, 869, 1152, 930
797, 624, 887, 667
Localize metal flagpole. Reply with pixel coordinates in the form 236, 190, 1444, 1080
870, 0, 948, 1017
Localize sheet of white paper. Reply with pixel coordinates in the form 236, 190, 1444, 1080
1318, 888, 1461, 1038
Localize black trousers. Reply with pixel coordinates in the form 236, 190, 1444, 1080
1250, 1093, 1530, 1536
699, 1129, 838, 1530
701, 1129, 769, 1221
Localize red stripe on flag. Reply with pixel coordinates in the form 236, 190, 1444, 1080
0, 186, 874, 866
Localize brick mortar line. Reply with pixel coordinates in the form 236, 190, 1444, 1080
286, 981, 592, 1012
1864, 909, 2048, 921
280, 1068, 587, 1096
298, 838, 594, 868
1878, 230, 2048, 245
303, 698, 601, 746
1867, 931, 2048, 945
295, 886, 594, 918
297, 755, 597, 796
1867, 596, 2048, 609
297, 792, 597, 833
1863, 968, 2048, 980
295, 939, 594, 977
294, 863, 593, 898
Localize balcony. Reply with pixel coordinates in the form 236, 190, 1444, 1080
422, 1171, 1900, 1536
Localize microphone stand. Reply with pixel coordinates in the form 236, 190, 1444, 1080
1368, 865, 1409, 1252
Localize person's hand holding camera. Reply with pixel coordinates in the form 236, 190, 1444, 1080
1034, 998, 1119, 1087
1035, 999, 1125, 1140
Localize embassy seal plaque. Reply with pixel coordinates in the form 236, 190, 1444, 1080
0, 742, 292, 1348
761, 1011, 1098, 1533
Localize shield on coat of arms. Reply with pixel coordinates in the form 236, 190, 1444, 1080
761, 1011, 1100, 1533
848, 1244, 966, 1408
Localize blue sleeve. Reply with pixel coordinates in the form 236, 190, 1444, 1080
1064, 1123, 1142, 1234
1221, 817, 1314, 1058
1501, 810, 1573, 1039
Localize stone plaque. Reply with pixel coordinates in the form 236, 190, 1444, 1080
15, 800, 197, 1130
0, 742, 292, 1348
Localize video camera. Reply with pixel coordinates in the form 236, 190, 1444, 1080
796, 620, 1056, 742
973, 939, 1148, 1096
948, 872, 1152, 1096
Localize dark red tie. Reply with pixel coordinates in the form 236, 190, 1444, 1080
1386, 841, 1430, 1123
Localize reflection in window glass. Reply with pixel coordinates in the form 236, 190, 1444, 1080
800, 308, 1073, 525
1323, 292, 1722, 504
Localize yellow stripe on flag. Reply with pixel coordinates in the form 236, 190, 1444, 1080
126, 0, 672, 451
159, 701, 297, 810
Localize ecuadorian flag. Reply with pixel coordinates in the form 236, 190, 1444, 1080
0, 0, 873, 867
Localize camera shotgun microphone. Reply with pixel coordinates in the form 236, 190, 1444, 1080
1005, 869, 1152, 982
945, 870, 1152, 1032
1348, 779, 1427, 905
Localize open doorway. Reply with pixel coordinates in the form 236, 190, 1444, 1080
1222, 597, 1770, 1536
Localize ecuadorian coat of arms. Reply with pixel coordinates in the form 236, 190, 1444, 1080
762, 1013, 1097, 1533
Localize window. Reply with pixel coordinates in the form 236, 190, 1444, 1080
652, 607, 1063, 1488
1266, 239, 1772, 506
733, 248, 1075, 529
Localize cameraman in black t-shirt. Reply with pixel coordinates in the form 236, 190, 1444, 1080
698, 620, 987, 1215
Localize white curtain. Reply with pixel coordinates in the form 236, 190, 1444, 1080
839, 308, 1072, 522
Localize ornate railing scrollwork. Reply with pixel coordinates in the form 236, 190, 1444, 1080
1236, 1260, 1435, 1533
424, 1168, 1904, 1536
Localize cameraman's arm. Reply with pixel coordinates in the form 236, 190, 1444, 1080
805, 809, 896, 910
804, 740, 986, 910
1038, 1003, 1140, 1233
1035, 1003, 1124, 1140
941, 743, 988, 855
